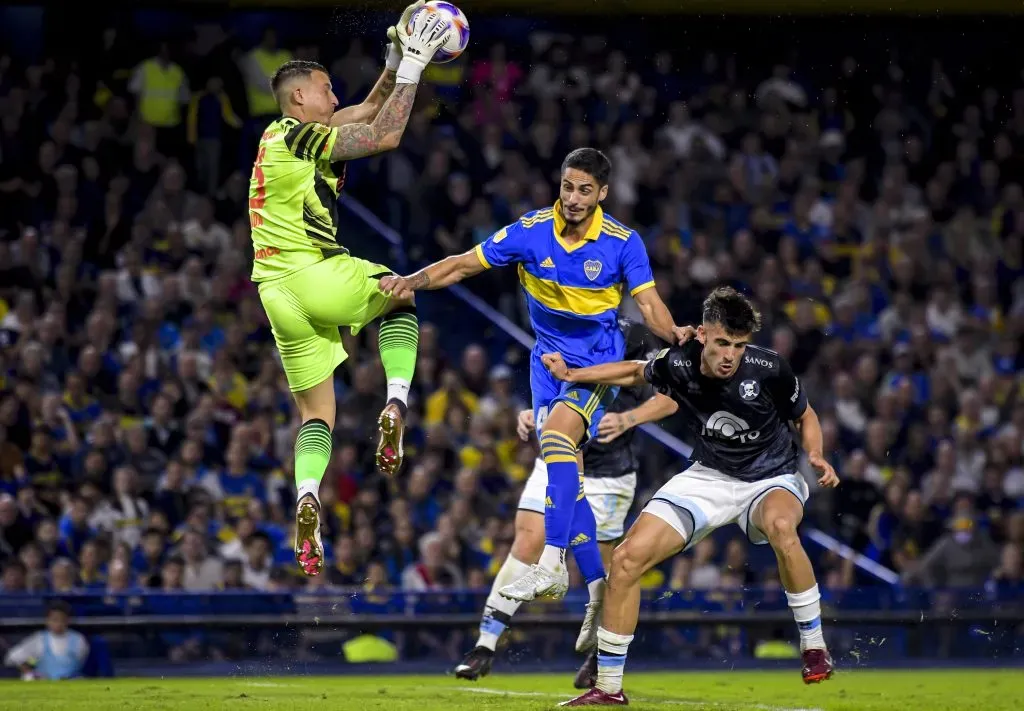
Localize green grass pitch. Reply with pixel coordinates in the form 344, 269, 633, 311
0, 670, 1021, 710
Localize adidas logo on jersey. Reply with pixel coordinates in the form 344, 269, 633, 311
570, 532, 591, 547
545, 496, 554, 508
566, 390, 580, 401
540, 257, 555, 268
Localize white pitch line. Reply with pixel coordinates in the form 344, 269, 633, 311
455, 686, 822, 711
459, 688, 561, 698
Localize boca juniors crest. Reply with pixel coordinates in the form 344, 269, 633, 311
583, 259, 603, 281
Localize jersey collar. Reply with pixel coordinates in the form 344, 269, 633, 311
552, 201, 603, 253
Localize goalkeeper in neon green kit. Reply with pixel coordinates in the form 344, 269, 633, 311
248, 3, 453, 575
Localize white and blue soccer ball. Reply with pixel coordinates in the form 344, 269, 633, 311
406, 1, 470, 64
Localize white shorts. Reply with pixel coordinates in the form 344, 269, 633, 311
518, 458, 637, 542
643, 461, 809, 549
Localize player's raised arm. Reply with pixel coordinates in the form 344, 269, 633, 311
329, 2, 423, 126
324, 10, 451, 160
596, 393, 679, 443
328, 70, 398, 127
620, 232, 689, 345
542, 353, 648, 388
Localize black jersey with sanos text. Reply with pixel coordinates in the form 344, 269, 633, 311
643, 341, 807, 482
583, 320, 663, 479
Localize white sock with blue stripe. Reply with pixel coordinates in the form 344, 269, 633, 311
476, 555, 531, 651
786, 584, 826, 651
596, 626, 633, 694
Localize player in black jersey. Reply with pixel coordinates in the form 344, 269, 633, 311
454, 321, 679, 685
546, 288, 840, 707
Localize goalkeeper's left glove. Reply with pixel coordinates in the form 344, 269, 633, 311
385, 1, 426, 72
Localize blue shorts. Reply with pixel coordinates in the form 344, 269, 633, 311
530, 351, 619, 445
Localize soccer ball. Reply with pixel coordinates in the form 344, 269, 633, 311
406, 1, 470, 64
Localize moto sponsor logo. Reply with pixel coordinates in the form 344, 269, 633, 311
701, 410, 761, 443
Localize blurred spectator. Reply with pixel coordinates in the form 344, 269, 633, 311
129, 43, 189, 156
241, 531, 273, 590
180, 528, 223, 591
186, 77, 241, 196
905, 499, 1000, 587
239, 28, 292, 160
402, 532, 464, 591
689, 539, 721, 590
4, 601, 88, 680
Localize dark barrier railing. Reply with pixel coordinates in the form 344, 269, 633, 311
2, 586, 1022, 629
2, 588, 1022, 667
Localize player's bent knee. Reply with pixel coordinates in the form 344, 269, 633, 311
511, 527, 544, 562
764, 516, 800, 546
293, 378, 337, 428
609, 541, 650, 586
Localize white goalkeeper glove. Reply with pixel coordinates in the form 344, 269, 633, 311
393, 8, 452, 85
385, 1, 425, 72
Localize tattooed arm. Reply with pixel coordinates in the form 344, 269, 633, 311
329, 69, 398, 126
378, 249, 486, 300
329, 82, 417, 160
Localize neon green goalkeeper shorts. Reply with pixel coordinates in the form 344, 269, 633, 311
257, 254, 393, 392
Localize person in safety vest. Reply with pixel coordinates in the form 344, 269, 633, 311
129, 42, 189, 157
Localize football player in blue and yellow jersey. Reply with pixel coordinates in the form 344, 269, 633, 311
381, 148, 687, 608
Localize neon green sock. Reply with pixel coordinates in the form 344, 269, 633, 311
378, 308, 418, 404
294, 419, 332, 498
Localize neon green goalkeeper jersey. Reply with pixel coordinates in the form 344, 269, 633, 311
248, 116, 350, 283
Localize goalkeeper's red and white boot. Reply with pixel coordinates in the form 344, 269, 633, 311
801, 648, 834, 684
560, 688, 629, 706
294, 494, 324, 576
376, 402, 406, 475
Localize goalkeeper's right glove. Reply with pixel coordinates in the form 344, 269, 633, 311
394, 9, 452, 85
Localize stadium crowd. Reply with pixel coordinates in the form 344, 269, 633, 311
1, 16, 1023, 628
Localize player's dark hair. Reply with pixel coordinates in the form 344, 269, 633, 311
270, 60, 329, 104
702, 287, 762, 335
561, 147, 612, 186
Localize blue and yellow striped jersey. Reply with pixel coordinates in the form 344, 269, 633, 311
475, 202, 655, 366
